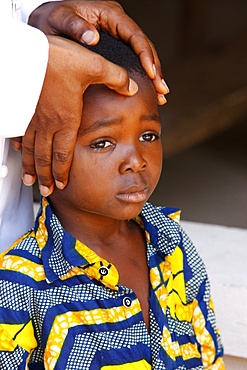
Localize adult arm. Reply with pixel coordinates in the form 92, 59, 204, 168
13, 1, 168, 196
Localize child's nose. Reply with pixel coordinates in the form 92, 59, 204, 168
118, 146, 147, 174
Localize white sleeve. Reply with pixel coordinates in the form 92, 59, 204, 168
0, 19, 49, 138
20, 0, 62, 23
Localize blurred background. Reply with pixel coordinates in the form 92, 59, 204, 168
119, 0, 247, 228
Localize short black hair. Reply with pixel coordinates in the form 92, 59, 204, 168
84, 32, 147, 77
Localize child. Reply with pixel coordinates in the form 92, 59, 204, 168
0, 33, 224, 369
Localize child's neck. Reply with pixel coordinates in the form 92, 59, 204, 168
50, 201, 137, 251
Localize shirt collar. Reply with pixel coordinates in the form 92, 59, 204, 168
34, 198, 118, 288
34, 198, 181, 287
141, 203, 182, 256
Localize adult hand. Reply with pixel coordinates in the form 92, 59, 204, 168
12, 36, 138, 196
28, 1, 168, 103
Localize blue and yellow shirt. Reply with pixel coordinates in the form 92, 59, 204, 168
0, 198, 224, 369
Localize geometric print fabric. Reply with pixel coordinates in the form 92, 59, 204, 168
0, 198, 225, 369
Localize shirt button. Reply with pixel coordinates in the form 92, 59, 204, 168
0, 165, 8, 179
123, 297, 132, 308
99, 266, 109, 276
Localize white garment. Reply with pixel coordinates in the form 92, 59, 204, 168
0, 0, 49, 251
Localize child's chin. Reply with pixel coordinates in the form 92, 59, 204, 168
118, 203, 146, 221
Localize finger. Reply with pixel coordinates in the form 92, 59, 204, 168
128, 33, 157, 80
96, 6, 156, 79
95, 5, 169, 95
12, 136, 22, 151
33, 129, 54, 197
52, 128, 79, 190
88, 53, 138, 96
149, 40, 169, 92
153, 66, 169, 105
143, 40, 169, 105
21, 124, 37, 187
157, 94, 167, 105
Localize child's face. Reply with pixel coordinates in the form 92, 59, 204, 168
54, 75, 162, 221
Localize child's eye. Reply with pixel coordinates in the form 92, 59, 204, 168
140, 133, 160, 142
90, 140, 113, 149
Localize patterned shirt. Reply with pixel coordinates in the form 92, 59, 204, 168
0, 198, 224, 369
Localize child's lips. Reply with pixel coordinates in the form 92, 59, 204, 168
116, 187, 149, 203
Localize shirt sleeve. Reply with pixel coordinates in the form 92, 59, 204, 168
181, 230, 225, 368
0, 19, 49, 138
0, 249, 38, 368
192, 280, 225, 368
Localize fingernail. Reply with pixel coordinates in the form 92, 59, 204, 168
161, 79, 170, 93
81, 30, 97, 45
39, 185, 52, 197
128, 78, 138, 94
23, 174, 35, 186
152, 64, 157, 78
55, 180, 65, 190
158, 94, 167, 104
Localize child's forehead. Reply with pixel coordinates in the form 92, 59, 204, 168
81, 79, 159, 133
84, 73, 156, 109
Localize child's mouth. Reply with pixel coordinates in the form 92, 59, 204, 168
116, 188, 149, 203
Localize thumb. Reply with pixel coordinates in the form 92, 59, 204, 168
29, 2, 100, 46
59, 13, 100, 45
90, 56, 139, 96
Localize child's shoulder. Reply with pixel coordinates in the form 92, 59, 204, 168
142, 202, 207, 273
141, 202, 182, 247
143, 203, 209, 302
0, 229, 45, 283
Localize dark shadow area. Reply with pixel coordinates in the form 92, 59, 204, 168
150, 119, 247, 228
